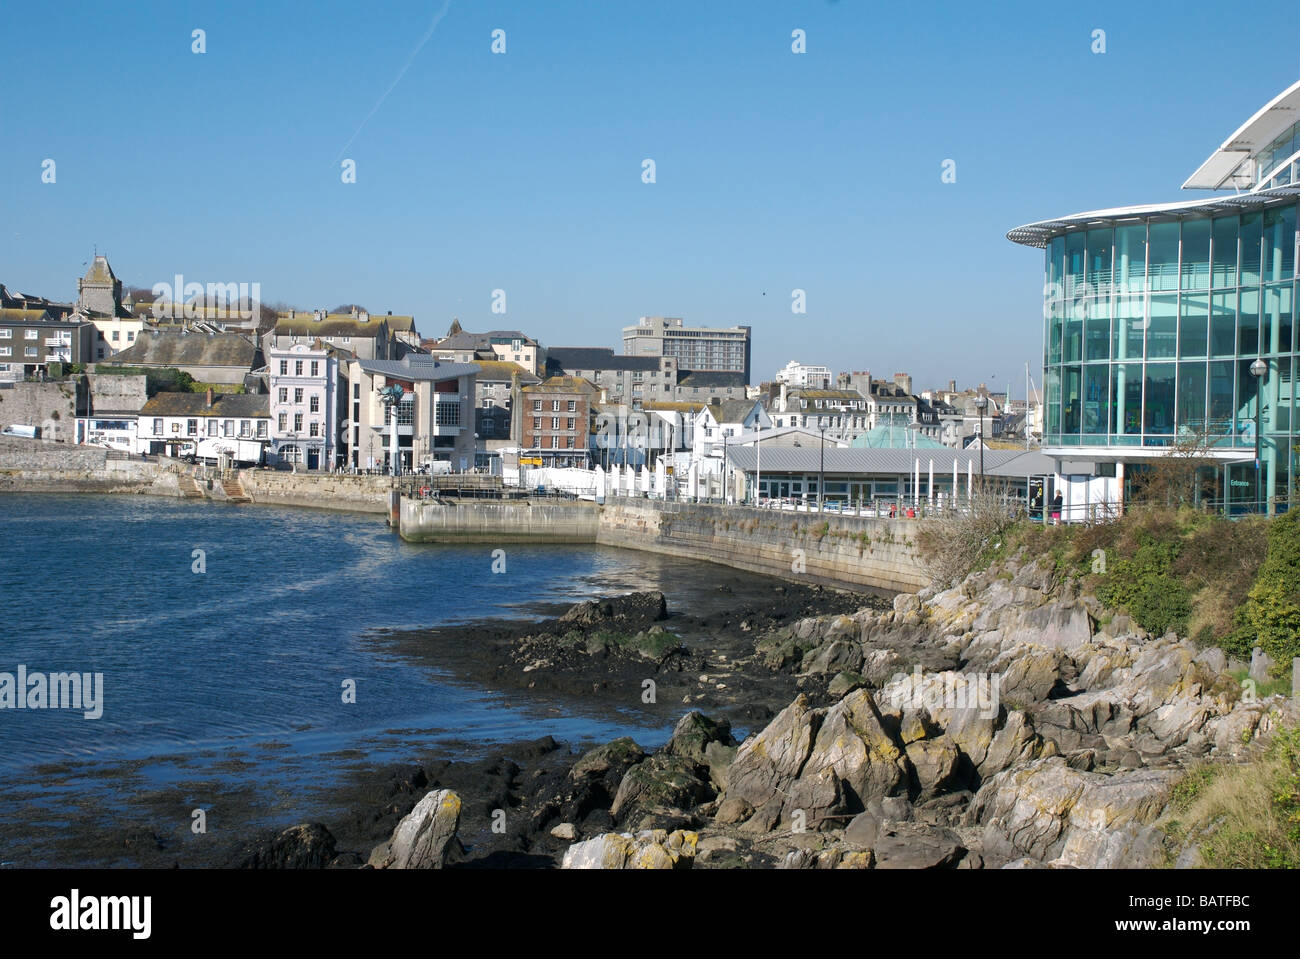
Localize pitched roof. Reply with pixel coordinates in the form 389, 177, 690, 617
523, 375, 600, 395
547, 347, 662, 372
676, 370, 746, 387
139, 391, 270, 418
642, 400, 706, 413
274, 313, 390, 338
701, 398, 761, 424
472, 360, 540, 383
356, 355, 479, 380
102, 330, 260, 369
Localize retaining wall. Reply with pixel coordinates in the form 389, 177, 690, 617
400, 499, 600, 543
597, 501, 927, 593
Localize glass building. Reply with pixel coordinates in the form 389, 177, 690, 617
1009, 80, 1300, 513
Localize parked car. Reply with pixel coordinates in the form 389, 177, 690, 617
1, 424, 38, 438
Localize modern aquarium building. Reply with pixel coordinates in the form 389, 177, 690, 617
1010, 80, 1300, 516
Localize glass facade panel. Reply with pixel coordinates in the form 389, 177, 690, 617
1115, 225, 1146, 294
1148, 222, 1180, 292
1112, 363, 1142, 437
1114, 294, 1146, 359
1210, 291, 1236, 356
1176, 362, 1208, 435
1179, 292, 1209, 358
1144, 363, 1176, 434
1238, 288, 1259, 355
1181, 219, 1210, 290
1211, 216, 1238, 289
1086, 228, 1113, 295
1148, 293, 1178, 358
1062, 366, 1081, 435
1240, 212, 1262, 288
1064, 232, 1086, 300
1264, 206, 1296, 281
1085, 296, 1110, 360
1208, 361, 1235, 439
1082, 365, 1108, 435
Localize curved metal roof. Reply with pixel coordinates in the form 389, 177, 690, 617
1183, 79, 1300, 190
1006, 184, 1300, 248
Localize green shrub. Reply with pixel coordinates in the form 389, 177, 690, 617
1238, 509, 1300, 673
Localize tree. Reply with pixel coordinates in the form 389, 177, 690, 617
1129, 428, 1217, 510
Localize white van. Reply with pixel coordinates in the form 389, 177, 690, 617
1, 425, 38, 438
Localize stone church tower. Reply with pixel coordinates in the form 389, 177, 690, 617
76, 255, 124, 317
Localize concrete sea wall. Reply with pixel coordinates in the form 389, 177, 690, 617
400, 499, 601, 543
237, 471, 395, 514
597, 501, 927, 593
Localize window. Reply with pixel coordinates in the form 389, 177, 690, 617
294, 388, 303, 404
240, 420, 251, 437
293, 413, 303, 431
435, 402, 459, 427
567, 400, 576, 412
207, 420, 218, 437
310, 361, 319, 377
187, 419, 198, 436
533, 417, 541, 429
552, 416, 559, 429
152, 418, 163, 435
223, 420, 234, 436
278, 413, 287, 431
278, 388, 288, 402
310, 395, 319, 413
127, 331, 135, 341
566, 436, 574, 449
257, 422, 267, 438
0, 330, 9, 338
0, 348, 8, 357
353, 383, 360, 399
567, 417, 575, 430
111, 331, 120, 341
551, 400, 560, 411
24, 346, 36, 357
25, 329, 38, 340
309, 423, 319, 437
295, 360, 303, 376
279, 360, 288, 375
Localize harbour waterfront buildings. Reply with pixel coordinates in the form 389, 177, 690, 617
622, 316, 752, 384
1010, 79, 1300, 514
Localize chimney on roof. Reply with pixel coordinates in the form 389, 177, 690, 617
289, 308, 295, 319
779, 381, 788, 410
350, 305, 357, 318
205, 387, 214, 408
359, 310, 369, 323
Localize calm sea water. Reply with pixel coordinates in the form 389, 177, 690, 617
0, 494, 770, 776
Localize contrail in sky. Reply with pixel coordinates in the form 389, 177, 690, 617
334, 0, 454, 164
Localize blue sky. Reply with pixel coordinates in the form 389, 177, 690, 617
2, 0, 1297, 394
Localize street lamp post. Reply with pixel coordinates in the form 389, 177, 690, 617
819, 425, 826, 514
1251, 357, 1267, 514
974, 394, 988, 488
722, 433, 729, 504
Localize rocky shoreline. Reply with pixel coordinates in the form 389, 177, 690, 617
233, 547, 1295, 870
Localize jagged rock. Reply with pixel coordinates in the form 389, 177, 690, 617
558, 591, 668, 629
905, 735, 962, 799
231, 823, 338, 869
968, 757, 1176, 866
799, 689, 910, 809
828, 671, 868, 698
860, 648, 906, 685
561, 829, 697, 869
550, 823, 577, 840
570, 737, 646, 780
383, 789, 462, 869
714, 796, 753, 824
893, 593, 921, 616
724, 695, 820, 831
803, 640, 864, 676
999, 649, 1062, 706
872, 822, 966, 868
664, 711, 735, 767
610, 753, 714, 823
